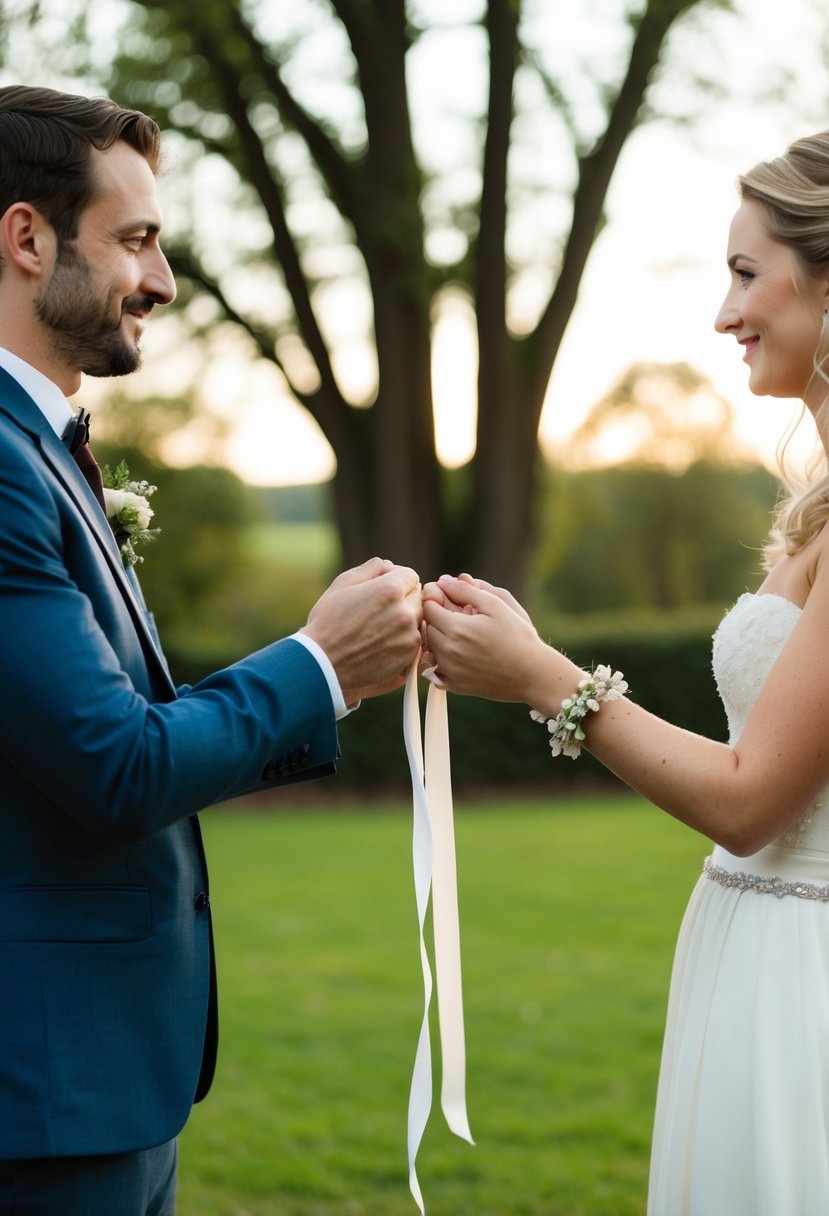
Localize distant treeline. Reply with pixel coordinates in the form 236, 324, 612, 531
531, 461, 779, 614
254, 483, 333, 525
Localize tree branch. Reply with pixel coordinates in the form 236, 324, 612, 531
168, 241, 367, 464
525, 0, 701, 403
167, 246, 363, 455
166, 249, 303, 402
475, 0, 519, 353
521, 45, 581, 153
220, 2, 360, 222
189, 20, 347, 415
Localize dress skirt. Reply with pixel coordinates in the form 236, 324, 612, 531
648, 843, 829, 1215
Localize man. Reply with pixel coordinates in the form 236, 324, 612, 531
0, 86, 422, 1215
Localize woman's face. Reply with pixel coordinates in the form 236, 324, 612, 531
715, 199, 829, 402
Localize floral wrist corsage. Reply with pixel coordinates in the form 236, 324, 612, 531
101, 460, 160, 567
530, 664, 628, 759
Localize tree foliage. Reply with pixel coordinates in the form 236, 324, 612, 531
531, 362, 779, 612
3, 0, 735, 590
532, 460, 779, 613
564, 361, 752, 470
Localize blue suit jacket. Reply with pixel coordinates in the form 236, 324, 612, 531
0, 368, 339, 1159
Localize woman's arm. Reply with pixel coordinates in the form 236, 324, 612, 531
423, 564, 829, 856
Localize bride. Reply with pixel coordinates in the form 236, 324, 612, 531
422, 131, 829, 1215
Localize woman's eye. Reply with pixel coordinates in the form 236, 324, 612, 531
736, 268, 754, 284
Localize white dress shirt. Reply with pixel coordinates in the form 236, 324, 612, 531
0, 346, 73, 437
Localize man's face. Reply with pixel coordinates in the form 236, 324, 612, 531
35, 141, 175, 379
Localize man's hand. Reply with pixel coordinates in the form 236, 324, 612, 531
302, 557, 423, 702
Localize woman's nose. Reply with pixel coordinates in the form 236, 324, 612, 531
714, 288, 739, 335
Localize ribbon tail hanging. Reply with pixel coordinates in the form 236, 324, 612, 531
425, 683, 474, 1145
402, 659, 475, 1212
402, 661, 434, 1214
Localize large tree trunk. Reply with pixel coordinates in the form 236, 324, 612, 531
338, 0, 443, 576
96, 0, 708, 595
470, 0, 703, 595
471, 0, 538, 590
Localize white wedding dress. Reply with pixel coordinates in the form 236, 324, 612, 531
648, 593, 829, 1216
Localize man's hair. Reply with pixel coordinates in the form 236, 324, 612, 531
0, 85, 161, 244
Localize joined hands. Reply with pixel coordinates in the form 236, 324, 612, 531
420, 573, 543, 702
301, 561, 552, 708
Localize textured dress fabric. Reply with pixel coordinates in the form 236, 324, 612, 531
648, 593, 829, 1216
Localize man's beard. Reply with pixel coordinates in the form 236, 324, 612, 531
35, 241, 152, 378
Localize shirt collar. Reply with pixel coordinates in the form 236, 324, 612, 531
0, 347, 73, 439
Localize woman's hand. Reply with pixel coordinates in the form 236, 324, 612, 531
421, 573, 554, 703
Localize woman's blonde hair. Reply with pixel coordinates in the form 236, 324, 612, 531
738, 133, 829, 567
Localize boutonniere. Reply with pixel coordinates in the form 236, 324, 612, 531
101, 460, 160, 567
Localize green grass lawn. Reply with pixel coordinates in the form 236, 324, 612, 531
178, 795, 709, 1216
245, 522, 338, 574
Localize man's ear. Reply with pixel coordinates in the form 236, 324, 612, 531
0, 203, 55, 280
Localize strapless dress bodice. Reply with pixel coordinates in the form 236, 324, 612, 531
712, 591, 829, 865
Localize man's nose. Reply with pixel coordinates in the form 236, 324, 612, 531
143, 247, 176, 306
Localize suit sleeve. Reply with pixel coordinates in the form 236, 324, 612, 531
0, 429, 339, 839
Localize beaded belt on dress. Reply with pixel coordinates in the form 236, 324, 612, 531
704, 855, 829, 902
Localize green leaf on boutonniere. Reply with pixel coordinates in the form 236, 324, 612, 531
101, 460, 160, 567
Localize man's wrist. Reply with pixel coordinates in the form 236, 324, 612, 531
291, 631, 352, 719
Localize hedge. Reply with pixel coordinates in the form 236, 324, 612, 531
166, 604, 730, 794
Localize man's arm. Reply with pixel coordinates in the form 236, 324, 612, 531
0, 442, 421, 838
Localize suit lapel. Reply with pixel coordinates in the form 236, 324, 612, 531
41, 439, 176, 693
0, 370, 176, 696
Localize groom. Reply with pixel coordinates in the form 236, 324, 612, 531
0, 86, 422, 1215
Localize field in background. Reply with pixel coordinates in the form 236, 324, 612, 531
177, 794, 708, 1216
245, 521, 339, 576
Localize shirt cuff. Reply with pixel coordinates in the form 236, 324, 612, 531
291, 631, 353, 720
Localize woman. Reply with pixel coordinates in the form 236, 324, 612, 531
422, 133, 829, 1215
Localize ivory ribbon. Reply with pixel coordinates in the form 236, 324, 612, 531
402, 660, 474, 1213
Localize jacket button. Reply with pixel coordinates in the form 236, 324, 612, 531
194, 891, 210, 912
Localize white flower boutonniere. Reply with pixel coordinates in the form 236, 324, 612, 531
101, 460, 160, 567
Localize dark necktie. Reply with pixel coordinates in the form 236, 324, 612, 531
63, 409, 106, 513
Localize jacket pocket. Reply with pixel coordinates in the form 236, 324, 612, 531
0, 885, 152, 942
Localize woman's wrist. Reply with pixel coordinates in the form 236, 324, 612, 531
530, 664, 629, 759
521, 643, 585, 718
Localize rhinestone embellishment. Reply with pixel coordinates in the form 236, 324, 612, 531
704, 856, 829, 902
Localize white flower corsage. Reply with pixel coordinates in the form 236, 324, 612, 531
101, 460, 159, 567
530, 664, 628, 759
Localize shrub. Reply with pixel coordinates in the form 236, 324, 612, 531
166, 606, 729, 793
